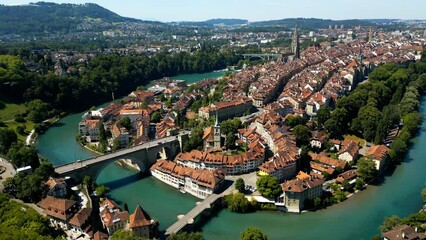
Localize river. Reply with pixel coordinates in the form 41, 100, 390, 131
37, 70, 426, 240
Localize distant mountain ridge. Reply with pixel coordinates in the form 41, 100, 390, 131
0, 1, 149, 35
251, 18, 374, 29
174, 18, 248, 26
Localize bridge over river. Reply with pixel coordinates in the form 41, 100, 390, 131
55, 132, 189, 180
165, 183, 234, 235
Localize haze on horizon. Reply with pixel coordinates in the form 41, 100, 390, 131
2, 0, 425, 22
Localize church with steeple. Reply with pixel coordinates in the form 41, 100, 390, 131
202, 112, 222, 151
291, 26, 300, 59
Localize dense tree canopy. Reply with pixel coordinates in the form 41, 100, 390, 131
256, 175, 282, 200
0, 193, 56, 240
221, 118, 242, 136
167, 232, 204, 240
111, 229, 147, 240
0, 48, 242, 114
225, 193, 252, 213
292, 125, 311, 147
0, 128, 17, 153
7, 143, 40, 169
356, 157, 377, 181
240, 227, 268, 240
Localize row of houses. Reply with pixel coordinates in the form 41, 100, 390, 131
150, 159, 226, 199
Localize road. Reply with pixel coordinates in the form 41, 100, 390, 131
0, 157, 16, 192
55, 133, 184, 174
240, 109, 264, 123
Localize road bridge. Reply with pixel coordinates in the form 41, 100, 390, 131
55, 133, 189, 180
242, 53, 282, 61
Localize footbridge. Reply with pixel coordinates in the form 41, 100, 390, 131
54, 132, 189, 180
165, 184, 234, 235
242, 53, 282, 61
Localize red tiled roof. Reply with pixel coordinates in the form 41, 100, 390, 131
129, 204, 153, 228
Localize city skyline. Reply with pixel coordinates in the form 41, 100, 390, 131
2, 0, 426, 22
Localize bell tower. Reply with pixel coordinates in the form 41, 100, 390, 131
213, 111, 221, 149
291, 25, 300, 59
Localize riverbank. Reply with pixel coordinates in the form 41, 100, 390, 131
115, 159, 140, 172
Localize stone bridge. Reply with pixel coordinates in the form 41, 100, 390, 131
55, 133, 189, 180
242, 53, 282, 61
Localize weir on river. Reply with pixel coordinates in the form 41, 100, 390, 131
37, 71, 426, 240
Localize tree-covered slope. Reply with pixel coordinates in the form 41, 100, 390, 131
0, 1, 142, 35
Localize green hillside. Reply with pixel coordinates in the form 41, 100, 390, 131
0, 1, 142, 35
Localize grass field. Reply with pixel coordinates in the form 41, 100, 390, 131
0, 99, 27, 122
0, 97, 34, 142
3, 121, 35, 142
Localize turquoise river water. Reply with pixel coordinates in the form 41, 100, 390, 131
37, 71, 426, 240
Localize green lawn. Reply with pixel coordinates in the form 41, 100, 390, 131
2, 121, 35, 142
0, 99, 27, 122
0, 98, 34, 142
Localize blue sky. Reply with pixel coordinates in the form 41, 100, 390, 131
2, 0, 425, 22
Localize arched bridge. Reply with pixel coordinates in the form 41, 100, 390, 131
55, 133, 189, 180
242, 53, 282, 61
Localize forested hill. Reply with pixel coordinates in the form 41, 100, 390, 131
251, 18, 374, 29
0, 2, 146, 35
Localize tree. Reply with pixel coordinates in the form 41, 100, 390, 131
26, 99, 51, 123
316, 107, 331, 129
357, 157, 377, 181
16, 125, 26, 135
402, 112, 422, 136
325, 108, 348, 136
334, 190, 346, 202
7, 143, 40, 169
150, 111, 161, 123
0, 128, 17, 153
111, 229, 145, 240
98, 121, 108, 152
0, 193, 55, 239
292, 125, 311, 147
341, 180, 351, 191
226, 132, 237, 149
299, 146, 312, 173
355, 178, 365, 190
140, 101, 148, 109
34, 162, 54, 180
221, 118, 242, 135
355, 105, 382, 141
256, 175, 282, 200
225, 193, 251, 213
235, 178, 245, 193
119, 117, 132, 131
285, 115, 307, 128
112, 138, 122, 151
240, 227, 268, 240
83, 175, 92, 187
95, 185, 109, 197
380, 215, 401, 232
183, 126, 203, 152
389, 137, 408, 162
167, 232, 204, 240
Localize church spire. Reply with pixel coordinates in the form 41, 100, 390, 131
291, 24, 300, 59
215, 110, 219, 127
